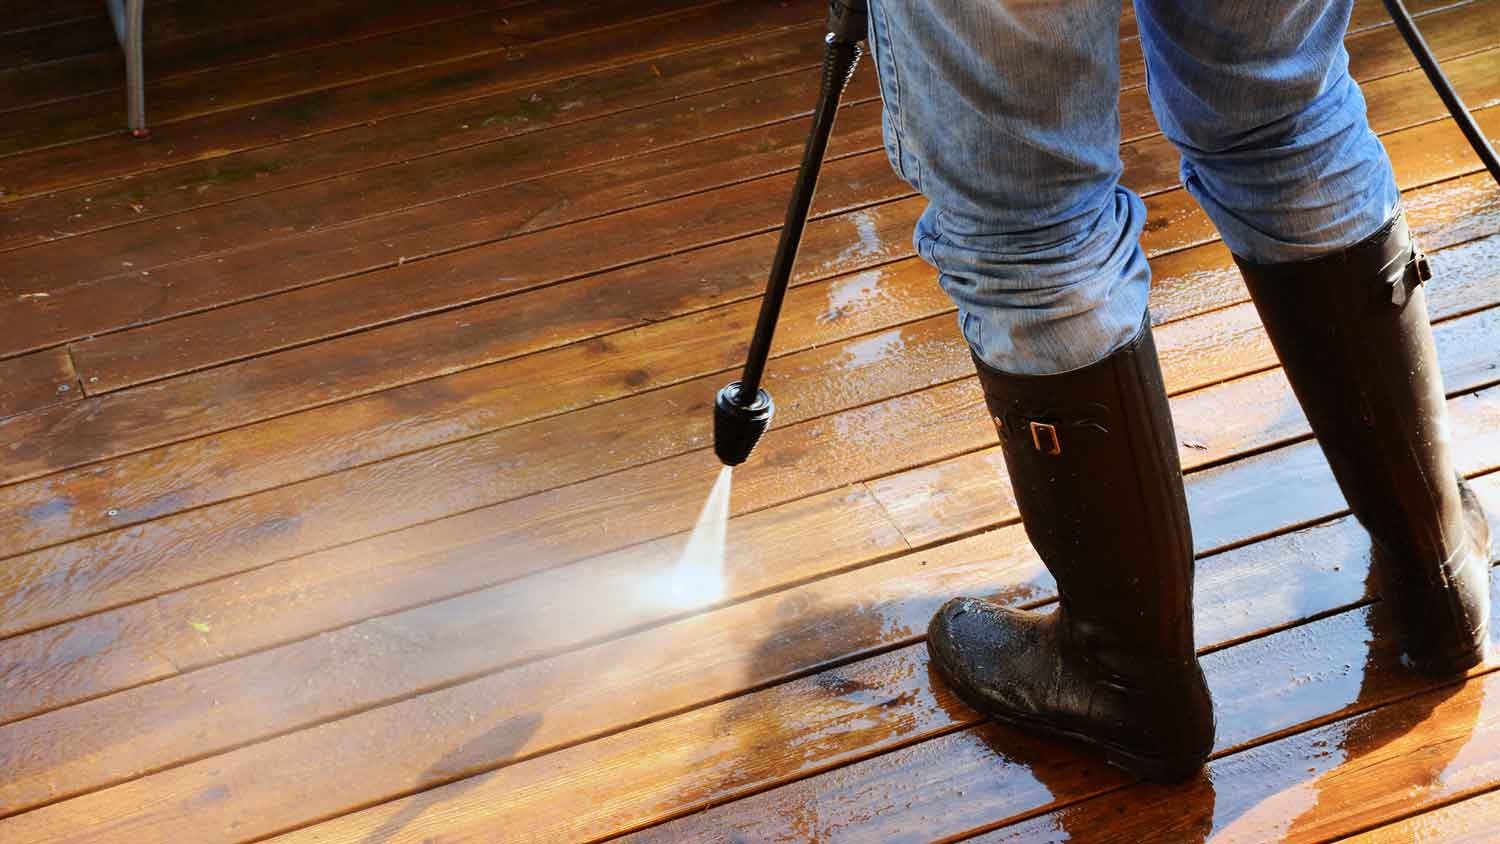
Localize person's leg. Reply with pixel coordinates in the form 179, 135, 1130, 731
867, 0, 1150, 376
867, 0, 1214, 781
1136, 0, 1489, 674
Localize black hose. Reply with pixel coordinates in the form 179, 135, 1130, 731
1383, 0, 1500, 187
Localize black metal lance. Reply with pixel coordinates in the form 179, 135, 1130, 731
714, 0, 869, 466
1382, 0, 1500, 187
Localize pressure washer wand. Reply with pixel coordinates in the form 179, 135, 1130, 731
714, 0, 869, 466
1384, 0, 1500, 187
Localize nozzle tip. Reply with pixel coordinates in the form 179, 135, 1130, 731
713, 382, 774, 466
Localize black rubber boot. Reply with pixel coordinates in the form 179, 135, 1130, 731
1234, 212, 1491, 677
927, 317, 1215, 783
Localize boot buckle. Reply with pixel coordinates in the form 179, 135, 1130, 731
1030, 421, 1061, 455
1387, 248, 1431, 306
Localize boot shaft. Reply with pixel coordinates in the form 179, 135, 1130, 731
972, 319, 1197, 671
1234, 213, 1466, 567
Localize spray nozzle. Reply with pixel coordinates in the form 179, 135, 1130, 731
713, 382, 774, 467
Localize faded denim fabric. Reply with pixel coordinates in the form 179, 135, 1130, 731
867, 0, 1401, 374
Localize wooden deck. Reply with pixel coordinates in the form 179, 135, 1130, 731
1, 0, 1499, 841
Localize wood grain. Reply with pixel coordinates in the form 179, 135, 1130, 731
0, 0, 818, 199
973, 666, 1500, 844
2, 374, 1495, 834
1338, 787, 1500, 843
0, 347, 76, 419
13, 24, 1494, 369
0, 0, 727, 156
0, 0, 540, 113
0, 18, 831, 251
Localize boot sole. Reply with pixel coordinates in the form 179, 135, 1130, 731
934, 658, 1208, 784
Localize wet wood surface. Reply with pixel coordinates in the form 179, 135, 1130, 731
1, 0, 1498, 841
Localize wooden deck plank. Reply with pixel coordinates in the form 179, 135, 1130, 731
145, 489, 1500, 844
61, 43, 1494, 394
0, 18, 830, 252
10, 19, 1491, 365
6, 196, 1494, 633
4, 453, 1493, 844
0, 199, 917, 550
0, 166, 1489, 570
2, 245, 1495, 736
0, 186, 1493, 641
1339, 787, 1500, 843
0, 38, 884, 298
971, 668, 1500, 843
0, 0, 541, 113
616, 582, 1500, 844
0, 347, 77, 419
1, 365, 1495, 837
0, 0, 725, 157
0, 0, 817, 199
0, 0, 115, 43
57, 91, 883, 392
2, 97, 1494, 507
1, 3, 1497, 841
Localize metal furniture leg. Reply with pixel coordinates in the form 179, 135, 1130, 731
105, 0, 148, 137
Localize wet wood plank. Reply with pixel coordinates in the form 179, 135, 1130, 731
0, 19, 832, 252
59, 93, 884, 392
17, 27, 1495, 371
0, 347, 76, 419
4, 100, 1495, 507
0, 0, 726, 156
973, 670, 1500, 844
0, 210, 1494, 651
3, 251, 1496, 737
2, 368, 1495, 836
2, 157, 1493, 580
0, 0, 540, 112
614, 584, 1500, 844
6, 466, 1494, 844
0, 0, 818, 199
1339, 787, 1500, 843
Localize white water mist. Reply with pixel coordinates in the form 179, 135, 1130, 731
664, 465, 734, 608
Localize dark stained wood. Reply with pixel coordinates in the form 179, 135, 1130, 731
0, 0, 113, 45
57, 94, 884, 392
0, 58, 885, 300
0, 0, 727, 156
0, 18, 832, 251
0, 347, 76, 419
64, 38, 1493, 392
9, 24, 1491, 368
0, 0, 540, 112
3, 101, 1495, 505
0, 0, 818, 199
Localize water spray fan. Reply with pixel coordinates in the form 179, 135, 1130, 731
714, 0, 869, 467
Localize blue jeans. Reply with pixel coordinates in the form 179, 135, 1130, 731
867, 0, 1401, 374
